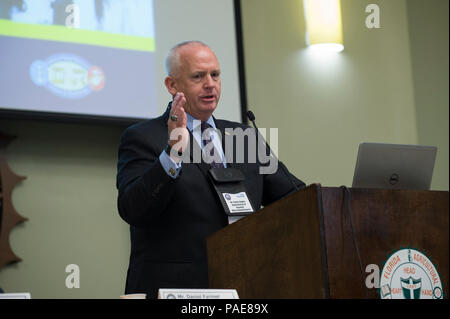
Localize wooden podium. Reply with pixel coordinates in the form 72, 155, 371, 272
206, 184, 449, 298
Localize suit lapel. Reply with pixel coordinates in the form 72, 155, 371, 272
213, 118, 226, 167
188, 127, 211, 177
214, 118, 238, 170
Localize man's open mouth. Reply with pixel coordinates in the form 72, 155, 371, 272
200, 95, 215, 102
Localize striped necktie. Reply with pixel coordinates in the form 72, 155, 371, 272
201, 122, 225, 168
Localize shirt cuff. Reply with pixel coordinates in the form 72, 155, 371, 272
159, 150, 182, 179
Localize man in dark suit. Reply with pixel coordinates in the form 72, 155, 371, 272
116, 41, 305, 298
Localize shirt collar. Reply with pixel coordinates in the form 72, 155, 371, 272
186, 112, 216, 132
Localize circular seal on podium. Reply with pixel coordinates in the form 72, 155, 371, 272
379, 248, 443, 299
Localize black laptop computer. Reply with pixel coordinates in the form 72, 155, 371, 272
352, 142, 437, 190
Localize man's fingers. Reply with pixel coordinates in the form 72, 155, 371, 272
172, 92, 186, 111
170, 93, 187, 127
178, 106, 187, 126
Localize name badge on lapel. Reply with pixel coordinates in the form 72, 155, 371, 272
208, 168, 254, 216
222, 192, 253, 214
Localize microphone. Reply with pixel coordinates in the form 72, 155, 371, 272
246, 110, 300, 192
247, 110, 256, 122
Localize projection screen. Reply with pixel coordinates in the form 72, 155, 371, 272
0, 0, 243, 123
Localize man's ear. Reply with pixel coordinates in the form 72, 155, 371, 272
164, 76, 178, 96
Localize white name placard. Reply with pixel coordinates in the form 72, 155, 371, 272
0, 293, 31, 299
158, 289, 239, 299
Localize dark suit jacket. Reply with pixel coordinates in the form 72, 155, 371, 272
116, 105, 305, 298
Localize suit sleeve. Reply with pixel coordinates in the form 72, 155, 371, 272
116, 125, 178, 227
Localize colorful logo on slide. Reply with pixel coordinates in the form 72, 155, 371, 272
30, 54, 105, 99
379, 248, 443, 299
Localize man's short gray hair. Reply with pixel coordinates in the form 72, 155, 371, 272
164, 40, 211, 77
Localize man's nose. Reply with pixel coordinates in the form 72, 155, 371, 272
203, 74, 215, 88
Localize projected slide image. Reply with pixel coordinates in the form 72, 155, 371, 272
29, 53, 105, 99
0, 0, 158, 120
1, 0, 154, 40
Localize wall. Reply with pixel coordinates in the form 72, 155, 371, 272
407, 0, 449, 190
0, 119, 129, 298
241, 0, 423, 188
